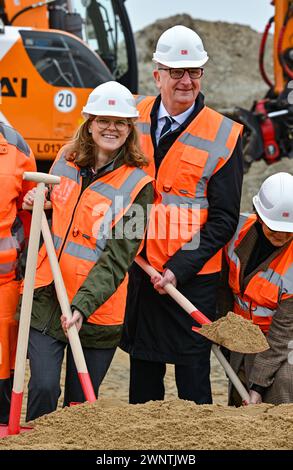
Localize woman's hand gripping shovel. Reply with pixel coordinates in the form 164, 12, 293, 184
0, 172, 95, 439
135, 256, 269, 406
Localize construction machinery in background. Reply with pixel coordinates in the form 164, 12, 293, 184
0, 0, 137, 170
235, 0, 293, 171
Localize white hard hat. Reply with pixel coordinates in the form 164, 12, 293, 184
152, 25, 209, 68
82, 81, 139, 118
253, 172, 293, 232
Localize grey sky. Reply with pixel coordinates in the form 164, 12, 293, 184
126, 0, 274, 33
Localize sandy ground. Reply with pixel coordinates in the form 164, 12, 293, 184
4, 353, 293, 450
19, 347, 228, 424
2, 389, 293, 450
4, 156, 289, 450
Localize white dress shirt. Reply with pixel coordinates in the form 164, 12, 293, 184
155, 102, 195, 145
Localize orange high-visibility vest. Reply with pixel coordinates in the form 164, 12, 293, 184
0, 124, 36, 285
135, 96, 243, 274
226, 214, 293, 333
0, 280, 20, 379
34, 150, 153, 326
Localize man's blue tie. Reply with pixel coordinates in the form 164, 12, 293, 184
159, 116, 175, 141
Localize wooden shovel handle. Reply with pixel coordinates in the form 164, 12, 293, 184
134, 256, 250, 404
23, 172, 60, 185
23, 201, 52, 211
9, 182, 47, 434
135, 255, 211, 325
41, 213, 96, 402
41, 213, 88, 374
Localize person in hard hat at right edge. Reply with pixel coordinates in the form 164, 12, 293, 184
22, 81, 154, 421
120, 25, 243, 404
219, 172, 293, 405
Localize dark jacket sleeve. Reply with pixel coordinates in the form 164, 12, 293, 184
249, 298, 293, 388
217, 251, 235, 318
71, 182, 154, 317
165, 136, 243, 284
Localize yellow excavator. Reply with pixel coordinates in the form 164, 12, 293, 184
235, 0, 293, 171
0, 0, 137, 170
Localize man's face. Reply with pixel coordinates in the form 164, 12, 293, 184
153, 66, 202, 115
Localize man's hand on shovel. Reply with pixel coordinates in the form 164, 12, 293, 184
152, 268, 177, 294
248, 390, 262, 404
61, 309, 83, 335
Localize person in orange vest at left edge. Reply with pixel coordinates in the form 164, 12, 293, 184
0, 122, 36, 424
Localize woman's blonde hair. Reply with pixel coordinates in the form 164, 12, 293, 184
65, 116, 148, 168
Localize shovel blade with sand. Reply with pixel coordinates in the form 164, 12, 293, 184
135, 256, 268, 354
192, 312, 269, 354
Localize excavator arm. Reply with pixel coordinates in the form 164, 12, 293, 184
235, 0, 293, 171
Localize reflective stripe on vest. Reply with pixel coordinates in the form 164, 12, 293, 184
258, 267, 293, 296
51, 152, 80, 183
161, 192, 209, 209
226, 213, 293, 332
52, 234, 62, 251
178, 118, 233, 199
136, 122, 151, 135
62, 169, 149, 263
226, 214, 253, 284
136, 96, 242, 274
0, 237, 16, 251
0, 261, 16, 275
234, 295, 274, 318
0, 125, 35, 284
135, 95, 147, 106
0, 237, 17, 275
0, 123, 30, 157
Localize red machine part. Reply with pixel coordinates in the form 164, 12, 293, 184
255, 99, 280, 163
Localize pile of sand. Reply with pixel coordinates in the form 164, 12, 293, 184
198, 312, 269, 353
241, 158, 293, 211
1, 400, 293, 450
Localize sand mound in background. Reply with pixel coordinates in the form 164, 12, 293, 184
241, 158, 293, 211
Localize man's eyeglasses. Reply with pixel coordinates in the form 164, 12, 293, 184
94, 118, 130, 132
158, 68, 204, 80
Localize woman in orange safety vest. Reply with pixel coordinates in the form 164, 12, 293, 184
219, 172, 293, 405
0, 123, 36, 424
23, 82, 154, 421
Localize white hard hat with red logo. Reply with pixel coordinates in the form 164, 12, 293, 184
152, 25, 209, 68
253, 172, 293, 232
82, 81, 139, 118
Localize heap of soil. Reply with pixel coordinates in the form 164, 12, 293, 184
198, 312, 269, 353
1, 400, 293, 450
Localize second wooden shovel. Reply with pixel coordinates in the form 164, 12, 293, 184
135, 256, 250, 405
